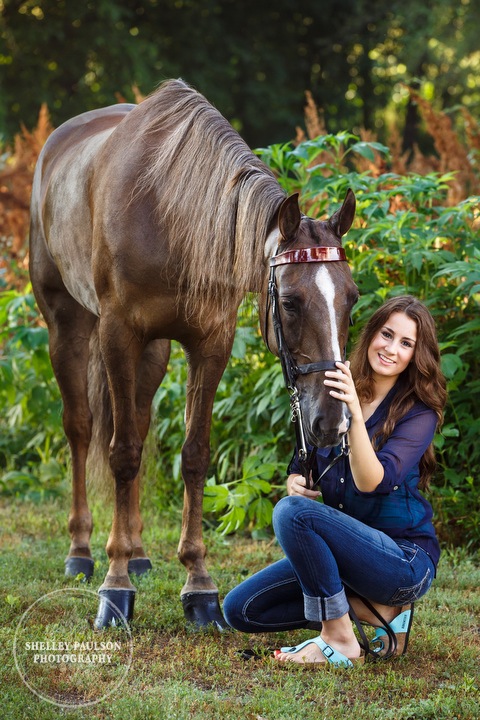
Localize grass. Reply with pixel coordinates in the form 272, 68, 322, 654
0, 496, 479, 719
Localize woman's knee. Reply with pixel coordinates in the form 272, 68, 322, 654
222, 587, 247, 631
273, 495, 328, 538
272, 495, 305, 531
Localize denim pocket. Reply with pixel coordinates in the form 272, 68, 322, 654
388, 543, 434, 605
397, 542, 418, 563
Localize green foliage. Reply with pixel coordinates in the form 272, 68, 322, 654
201, 134, 480, 545
1, 133, 479, 549
0, 287, 67, 499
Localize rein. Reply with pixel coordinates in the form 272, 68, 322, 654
267, 245, 350, 489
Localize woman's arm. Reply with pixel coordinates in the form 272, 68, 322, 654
324, 361, 385, 492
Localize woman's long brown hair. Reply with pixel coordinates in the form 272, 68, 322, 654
349, 296, 447, 490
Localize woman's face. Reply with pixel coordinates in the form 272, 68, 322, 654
367, 311, 417, 380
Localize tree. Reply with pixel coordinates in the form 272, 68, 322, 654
1, 1, 479, 151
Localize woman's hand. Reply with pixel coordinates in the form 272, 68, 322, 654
325, 361, 385, 492
324, 361, 362, 420
286, 473, 321, 499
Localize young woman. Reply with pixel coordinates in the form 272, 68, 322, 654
223, 296, 447, 666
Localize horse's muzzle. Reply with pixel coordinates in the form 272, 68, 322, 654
306, 409, 350, 448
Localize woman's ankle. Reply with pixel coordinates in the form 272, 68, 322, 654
348, 596, 401, 627
320, 614, 361, 657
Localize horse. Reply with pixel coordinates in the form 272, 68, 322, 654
29, 79, 359, 629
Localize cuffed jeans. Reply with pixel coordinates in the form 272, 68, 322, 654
223, 496, 435, 633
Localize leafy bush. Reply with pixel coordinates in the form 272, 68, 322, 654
199, 134, 480, 546
1, 133, 478, 549
0, 288, 67, 498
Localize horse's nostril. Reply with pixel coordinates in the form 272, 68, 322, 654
338, 414, 350, 435
309, 410, 349, 448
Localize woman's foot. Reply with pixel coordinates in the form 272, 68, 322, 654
274, 613, 362, 665
274, 633, 362, 665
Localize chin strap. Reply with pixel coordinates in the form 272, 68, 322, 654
309, 435, 350, 490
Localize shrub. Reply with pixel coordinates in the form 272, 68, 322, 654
0, 288, 67, 499
1, 132, 478, 549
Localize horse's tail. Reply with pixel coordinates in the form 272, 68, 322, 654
86, 324, 114, 496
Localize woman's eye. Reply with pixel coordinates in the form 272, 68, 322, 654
381, 330, 392, 339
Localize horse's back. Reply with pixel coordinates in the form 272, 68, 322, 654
35, 104, 135, 191
30, 104, 136, 314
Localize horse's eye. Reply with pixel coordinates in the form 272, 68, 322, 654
281, 298, 297, 313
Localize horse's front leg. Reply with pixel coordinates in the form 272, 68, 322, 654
94, 312, 144, 628
178, 332, 235, 630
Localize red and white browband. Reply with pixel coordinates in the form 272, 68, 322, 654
269, 246, 347, 267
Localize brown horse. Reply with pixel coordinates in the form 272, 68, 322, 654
29, 79, 358, 629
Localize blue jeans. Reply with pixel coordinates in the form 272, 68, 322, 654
223, 496, 435, 633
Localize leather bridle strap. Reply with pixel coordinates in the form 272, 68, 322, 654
269, 246, 347, 266
266, 244, 349, 488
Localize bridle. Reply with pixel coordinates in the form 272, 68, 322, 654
266, 244, 351, 489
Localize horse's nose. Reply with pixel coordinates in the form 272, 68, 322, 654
310, 418, 340, 447
338, 411, 351, 435
310, 410, 350, 448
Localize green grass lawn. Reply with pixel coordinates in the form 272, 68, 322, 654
0, 497, 479, 719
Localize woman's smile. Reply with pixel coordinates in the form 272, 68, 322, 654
377, 353, 395, 366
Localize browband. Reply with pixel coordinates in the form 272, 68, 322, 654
270, 246, 347, 267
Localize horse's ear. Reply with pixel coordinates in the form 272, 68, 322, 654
329, 189, 356, 238
278, 193, 301, 244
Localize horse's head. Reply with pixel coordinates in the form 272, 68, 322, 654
262, 190, 359, 448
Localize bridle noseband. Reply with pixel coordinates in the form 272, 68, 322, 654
266, 244, 350, 489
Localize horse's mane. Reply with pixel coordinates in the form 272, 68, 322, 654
136, 79, 286, 323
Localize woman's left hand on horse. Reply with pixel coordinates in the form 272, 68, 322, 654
287, 473, 321, 499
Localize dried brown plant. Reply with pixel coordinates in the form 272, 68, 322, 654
295, 90, 337, 184
0, 104, 54, 288
461, 108, 480, 151
407, 87, 478, 204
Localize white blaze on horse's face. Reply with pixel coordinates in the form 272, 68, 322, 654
314, 265, 350, 436
315, 265, 341, 359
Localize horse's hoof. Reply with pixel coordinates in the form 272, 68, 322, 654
181, 592, 229, 631
65, 557, 94, 580
128, 557, 153, 576
94, 589, 135, 629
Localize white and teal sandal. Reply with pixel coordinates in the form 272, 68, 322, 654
348, 597, 414, 660
276, 636, 364, 667
371, 605, 414, 657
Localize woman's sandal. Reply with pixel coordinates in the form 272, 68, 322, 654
349, 597, 414, 660
274, 636, 365, 668
370, 604, 414, 657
